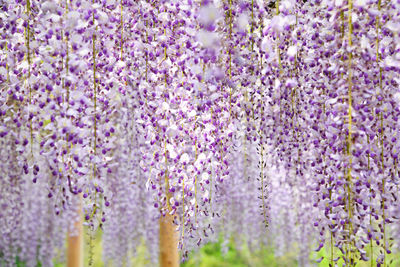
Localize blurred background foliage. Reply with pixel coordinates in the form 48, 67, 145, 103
10, 228, 400, 267
181, 239, 297, 267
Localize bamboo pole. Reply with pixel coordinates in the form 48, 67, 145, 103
159, 213, 179, 267
67, 195, 83, 267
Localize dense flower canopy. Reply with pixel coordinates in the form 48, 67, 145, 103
0, 0, 400, 266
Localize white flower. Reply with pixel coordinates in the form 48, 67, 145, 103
280, 0, 295, 11
334, 0, 344, 7
384, 56, 399, 68
274, 79, 281, 90
354, 0, 367, 7
287, 45, 297, 59
394, 93, 400, 104
196, 30, 219, 48
158, 12, 170, 23
166, 144, 177, 159
201, 172, 210, 182
97, 11, 109, 25
41, 1, 57, 13
162, 102, 170, 111
198, 4, 222, 26
188, 110, 196, 118
237, 14, 249, 32
285, 78, 297, 88
66, 11, 81, 28
386, 21, 400, 33
261, 36, 274, 53
180, 153, 190, 164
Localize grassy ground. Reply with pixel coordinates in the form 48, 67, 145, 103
182, 239, 298, 267
182, 238, 400, 267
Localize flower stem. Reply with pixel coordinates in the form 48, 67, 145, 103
181, 171, 185, 249
194, 136, 198, 222
120, 0, 123, 59
92, 0, 97, 179
227, 0, 233, 121
26, 0, 33, 156
276, 0, 282, 75
346, 0, 355, 264
250, 0, 254, 52
376, 0, 386, 262
367, 135, 374, 267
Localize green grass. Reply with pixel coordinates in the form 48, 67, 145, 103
182, 238, 297, 267
183, 238, 400, 267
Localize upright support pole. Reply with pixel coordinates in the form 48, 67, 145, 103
159, 213, 179, 267
67, 195, 83, 267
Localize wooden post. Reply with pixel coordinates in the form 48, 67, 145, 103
67, 195, 83, 267
159, 213, 179, 267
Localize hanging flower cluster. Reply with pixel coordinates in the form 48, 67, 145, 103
257, 0, 400, 265
1, 0, 400, 266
